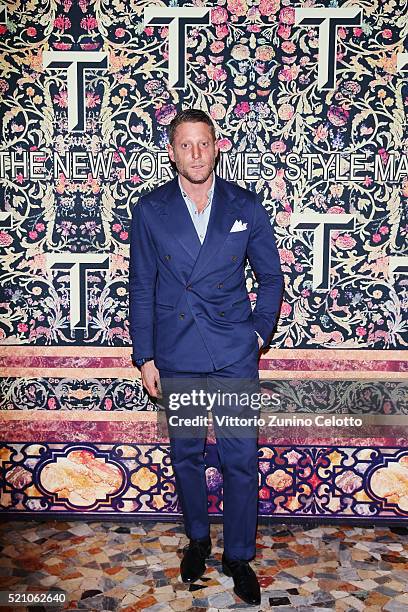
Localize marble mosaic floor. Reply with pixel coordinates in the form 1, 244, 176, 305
1, 520, 408, 611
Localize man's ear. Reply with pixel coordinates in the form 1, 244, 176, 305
167, 143, 175, 162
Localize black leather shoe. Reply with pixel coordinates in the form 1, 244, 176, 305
222, 553, 261, 605
180, 536, 211, 582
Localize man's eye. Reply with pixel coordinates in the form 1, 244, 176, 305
201, 142, 209, 147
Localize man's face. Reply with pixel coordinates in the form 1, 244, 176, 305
167, 121, 219, 185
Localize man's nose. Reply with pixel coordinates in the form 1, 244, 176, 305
191, 144, 201, 159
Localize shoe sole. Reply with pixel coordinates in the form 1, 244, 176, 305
181, 574, 203, 583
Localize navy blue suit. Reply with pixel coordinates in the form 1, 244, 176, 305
129, 175, 283, 559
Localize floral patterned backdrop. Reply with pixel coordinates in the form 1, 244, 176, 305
0, 0, 407, 517
0, 0, 406, 349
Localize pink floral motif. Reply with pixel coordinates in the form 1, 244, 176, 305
211, 7, 228, 24
281, 41, 296, 53
269, 169, 287, 201
314, 124, 329, 143
335, 234, 356, 250
54, 90, 68, 108
0, 79, 8, 95
378, 148, 389, 164
210, 41, 225, 53
271, 141, 286, 153
155, 104, 177, 125
278, 64, 300, 81
234, 101, 250, 117
217, 138, 232, 152
256, 45, 274, 61
275, 211, 291, 227
280, 302, 292, 317
231, 44, 250, 60
279, 249, 295, 265
227, 0, 248, 17
328, 106, 349, 127
80, 16, 98, 31
53, 42, 72, 50
210, 104, 226, 120
0, 231, 12, 246
205, 65, 227, 81
278, 103, 294, 120
54, 15, 71, 31
277, 24, 291, 40
216, 24, 229, 39
279, 7, 295, 25
259, 0, 280, 16
86, 92, 101, 108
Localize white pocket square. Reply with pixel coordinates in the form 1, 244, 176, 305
230, 219, 248, 232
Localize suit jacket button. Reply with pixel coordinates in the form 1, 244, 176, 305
165, 254, 171, 260
217, 283, 223, 289
179, 313, 185, 319
231, 255, 238, 262
186, 284, 192, 290
219, 311, 225, 317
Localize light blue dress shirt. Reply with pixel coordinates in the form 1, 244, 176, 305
178, 174, 215, 244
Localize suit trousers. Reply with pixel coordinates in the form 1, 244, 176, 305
159, 340, 260, 561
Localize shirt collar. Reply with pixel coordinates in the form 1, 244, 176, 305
178, 173, 215, 212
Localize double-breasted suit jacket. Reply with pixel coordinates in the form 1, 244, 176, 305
129, 175, 283, 372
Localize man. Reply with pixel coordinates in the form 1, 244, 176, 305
129, 109, 283, 605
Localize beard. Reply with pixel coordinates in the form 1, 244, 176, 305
175, 157, 216, 185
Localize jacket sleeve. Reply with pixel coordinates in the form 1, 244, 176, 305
129, 198, 157, 361
246, 196, 284, 347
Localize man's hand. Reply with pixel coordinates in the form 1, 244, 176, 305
141, 360, 162, 398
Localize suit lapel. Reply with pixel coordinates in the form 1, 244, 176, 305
153, 176, 247, 282
189, 177, 244, 282
154, 178, 202, 262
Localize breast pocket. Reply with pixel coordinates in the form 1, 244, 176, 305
221, 233, 248, 264
225, 231, 248, 242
